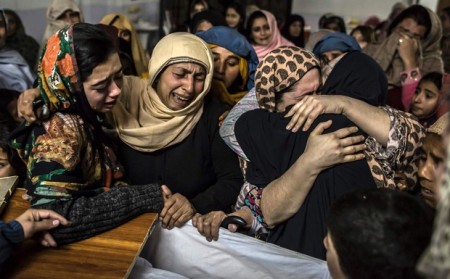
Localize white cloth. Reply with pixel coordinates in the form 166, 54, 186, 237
129, 257, 189, 279
138, 221, 331, 279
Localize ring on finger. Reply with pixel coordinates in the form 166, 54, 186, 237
399, 38, 403, 44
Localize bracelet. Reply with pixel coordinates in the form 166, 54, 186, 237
400, 67, 421, 84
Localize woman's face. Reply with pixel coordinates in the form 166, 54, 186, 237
396, 18, 427, 40
251, 16, 271, 46
5, 13, 17, 37
276, 68, 321, 112
325, 22, 341, 33
410, 80, 440, 119
418, 134, 446, 208
83, 52, 123, 113
212, 46, 240, 89
0, 147, 16, 178
58, 9, 81, 26
191, 3, 206, 18
226, 7, 241, 29
118, 29, 131, 42
156, 62, 207, 110
289, 20, 303, 37
195, 20, 213, 33
352, 30, 367, 49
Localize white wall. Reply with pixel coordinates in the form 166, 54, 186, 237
0, 0, 159, 44
291, 0, 439, 32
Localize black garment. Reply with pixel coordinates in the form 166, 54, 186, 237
120, 96, 243, 215
0, 220, 23, 271
322, 51, 388, 106
235, 109, 377, 260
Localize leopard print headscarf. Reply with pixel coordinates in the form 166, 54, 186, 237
255, 46, 319, 112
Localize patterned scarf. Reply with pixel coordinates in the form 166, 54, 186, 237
38, 25, 82, 113
255, 46, 319, 112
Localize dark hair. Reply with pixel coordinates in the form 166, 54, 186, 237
420, 71, 443, 90
190, 0, 209, 18
327, 188, 434, 279
73, 23, 117, 82
322, 15, 346, 33
246, 10, 267, 43
350, 25, 376, 44
388, 5, 432, 39
0, 88, 20, 111
72, 23, 117, 157
318, 12, 334, 29
0, 123, 27, 184
190, 10, 226, 33
224, 2, 246, 33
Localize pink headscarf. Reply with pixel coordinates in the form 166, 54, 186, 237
252, 10, 294, 60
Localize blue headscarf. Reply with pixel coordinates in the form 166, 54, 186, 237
196, 26, 258, 90
312, 32, 361, 57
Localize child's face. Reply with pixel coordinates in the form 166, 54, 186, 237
418, 134, 446, 208
0, 147, 16, 177
410, 80, 440, 119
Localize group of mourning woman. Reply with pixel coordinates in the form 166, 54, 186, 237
1, 1, 450, 278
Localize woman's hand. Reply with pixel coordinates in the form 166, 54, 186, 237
397, 33, 419, 69
192, 211, 227, 241
160, 185, 196, 229
17, 87, 40, 122
192, 207, 253, 241
303, 120, 366, 171
285, 95, 345, 132
15, 208, 69, 247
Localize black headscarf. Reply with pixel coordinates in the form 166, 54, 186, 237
234, 50, 385, 260
322, 51, 388, 106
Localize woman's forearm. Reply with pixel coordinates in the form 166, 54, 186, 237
261, 155, 320, 227
33, 184, 163, 245
340, 96, 390, 145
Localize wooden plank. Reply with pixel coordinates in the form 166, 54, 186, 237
2, 188, 157, 279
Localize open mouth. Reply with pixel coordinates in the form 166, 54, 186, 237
172, 92, 192, 107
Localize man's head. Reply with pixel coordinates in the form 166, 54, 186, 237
325, 188, 434, 279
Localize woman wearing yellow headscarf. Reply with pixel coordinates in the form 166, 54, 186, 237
100, 13, 149, 78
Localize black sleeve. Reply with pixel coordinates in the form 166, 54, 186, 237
33, 184, 164, 245
0, 220, 23, 271
190, 97, 243, 214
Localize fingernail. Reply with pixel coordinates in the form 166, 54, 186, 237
286, 125, 291, 130
52, 220, 60, 226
